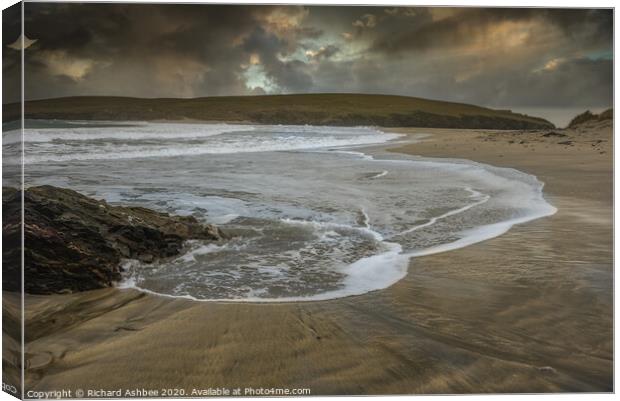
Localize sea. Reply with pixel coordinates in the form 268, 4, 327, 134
2, 120, 556, 302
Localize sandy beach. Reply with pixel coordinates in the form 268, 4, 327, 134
11, 121, 612, 394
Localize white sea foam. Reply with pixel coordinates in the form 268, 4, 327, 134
396, 187, 491, 236
17, 121, 557, 303
20, 122, 254, 143
229, 243, 410, 303
369, 170, 389, 179
279, 217, 383, 242
406, 194, 557, 258
21, 122, 402, 163
177, 242, 227, 263
119, 176, 556, 303
120, 243, 410, 303
26, 134, 402, 163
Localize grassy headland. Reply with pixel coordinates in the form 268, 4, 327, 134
5, 93, 554, 129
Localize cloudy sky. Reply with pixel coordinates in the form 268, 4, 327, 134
3, 4, 613, 125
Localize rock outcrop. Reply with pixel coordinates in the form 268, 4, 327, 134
2, 186, 225, 294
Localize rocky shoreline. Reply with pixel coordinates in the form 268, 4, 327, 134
2, 186, 226, 294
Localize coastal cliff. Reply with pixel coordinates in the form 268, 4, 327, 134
2, 186, 225, 294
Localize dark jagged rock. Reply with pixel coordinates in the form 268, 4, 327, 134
542, 131, 567, 138
2, 186, 226, 294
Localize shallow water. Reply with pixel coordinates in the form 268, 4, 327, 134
3, 121, 556, 301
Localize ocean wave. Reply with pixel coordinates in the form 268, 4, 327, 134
18, 123, 254, 144
23, 126, 403, 163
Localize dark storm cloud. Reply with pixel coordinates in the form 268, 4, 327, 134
2, 2, 21, 47
2, 2, 22, 104
542, 8, 613, 41
5, 4, 613, 116
19, 4, 271, 98
370, 8, 613, 54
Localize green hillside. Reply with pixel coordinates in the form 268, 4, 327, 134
4, 94, 554, 129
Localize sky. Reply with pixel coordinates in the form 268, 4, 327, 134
3, 4, 613, 126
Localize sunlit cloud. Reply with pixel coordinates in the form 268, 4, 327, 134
35, 50, 97, 81
249, 53, 261, 65
539, 57, 566, 72
260, 6, 309, 37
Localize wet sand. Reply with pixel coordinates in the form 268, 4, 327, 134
10, 121, 613, 394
